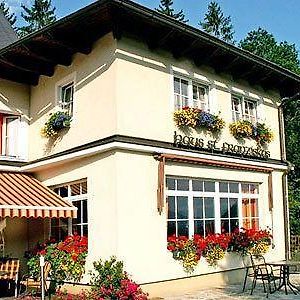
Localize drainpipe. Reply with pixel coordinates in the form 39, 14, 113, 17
279, 93, 300, 259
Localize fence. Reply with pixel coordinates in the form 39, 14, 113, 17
291, 235, 300, 258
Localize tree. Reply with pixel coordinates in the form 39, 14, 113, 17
240, 28, 300, 234
200, 1, 234, 43
0, 1, 17, 27
18, 0, 56, 36
156, 0, 188, 23
239, 28, 300, 74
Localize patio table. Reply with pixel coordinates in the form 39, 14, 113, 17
268, 261, 300, 295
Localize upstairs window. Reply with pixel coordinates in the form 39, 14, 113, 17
174, 76, 209, 111
0, 114, 20, 158
231, 95, 257, 123
59, 82, 74, 116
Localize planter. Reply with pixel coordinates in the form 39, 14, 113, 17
174, 107, 225, 133
41, 111, 72, 137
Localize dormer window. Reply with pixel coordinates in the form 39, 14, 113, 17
59, 82, 74, 117
174, 76, 209, 111
231, 95, 257, 123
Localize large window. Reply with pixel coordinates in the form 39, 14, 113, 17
174, 76, 209, 111
231, 95, 257, 123
166, 177, 259, 238
51, 180, 88, 241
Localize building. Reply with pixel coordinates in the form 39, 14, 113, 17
0, 10, 18, 49
0, 0, 299, 296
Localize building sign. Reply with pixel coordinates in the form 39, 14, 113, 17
173, 131, 270, 160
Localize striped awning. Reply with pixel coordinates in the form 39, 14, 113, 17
0, 172, 77, 218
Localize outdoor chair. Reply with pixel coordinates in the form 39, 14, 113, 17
0, 258, 20, 297
249, 254, 280, 298
20, 261, 51, 296
242, 254, 256, 292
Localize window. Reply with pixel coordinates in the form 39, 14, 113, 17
59, 82, 74, 116
0, 114, 20, 157
231, 95, 257, 123
51, 180, 88, 240
241, 183, 259, 230
166, 177, 260, 238
174, 76, 209, 111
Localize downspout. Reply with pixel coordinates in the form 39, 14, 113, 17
279, 92, 300, 259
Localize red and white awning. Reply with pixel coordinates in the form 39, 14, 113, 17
0, 172, 77, 218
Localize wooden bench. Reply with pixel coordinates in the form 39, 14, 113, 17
0, 258, 20, 297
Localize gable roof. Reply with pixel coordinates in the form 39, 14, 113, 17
0, 10, 18, 49
0, 0, 299, 97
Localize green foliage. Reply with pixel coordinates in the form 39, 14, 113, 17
284, 97, 300, 234
200, 1, 234, 43
156, 0, 188, 23
18, 0, 56, 36
90, 256, 126, 291
27, 236, 88, 293
239, 26, 300, 234
239, 27, 300, 74
0, 1, 16, 27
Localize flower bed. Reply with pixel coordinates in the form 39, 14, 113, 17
41, 111, 72, 137
174, 107, 225, 133
229, 120, 274, 145
167, 228, 272, 273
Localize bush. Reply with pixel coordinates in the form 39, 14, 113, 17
89, 256, 148, 299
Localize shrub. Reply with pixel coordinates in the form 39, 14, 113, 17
89, 256, 148, 300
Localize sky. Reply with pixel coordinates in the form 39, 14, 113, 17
5, 0, 300, 47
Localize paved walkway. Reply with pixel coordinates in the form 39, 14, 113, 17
163, 276, 300, 299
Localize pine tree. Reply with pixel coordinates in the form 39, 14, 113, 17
156, 0, 188, 23
18, 0, 56, 36
200, 1, 234, 43
0, 1, 17, 27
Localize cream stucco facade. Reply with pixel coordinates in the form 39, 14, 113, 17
0, 28, 290, 297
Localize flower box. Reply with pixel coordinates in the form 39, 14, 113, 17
229, 120, 274, 145
174, 107, 225, 133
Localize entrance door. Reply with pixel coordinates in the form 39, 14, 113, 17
2, 116, 19, 157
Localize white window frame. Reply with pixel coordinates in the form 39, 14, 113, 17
231, 94, 258, 123
56, 73, 76, 117
166, 177, 260, 238
50, 179, 88, 239
1, 114, 20, 157
173, 75, 210, 111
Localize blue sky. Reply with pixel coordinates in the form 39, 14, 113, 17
6, 0, 300, 47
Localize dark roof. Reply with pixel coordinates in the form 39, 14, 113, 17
0, 10, 18, 49
0, 0, 299, 97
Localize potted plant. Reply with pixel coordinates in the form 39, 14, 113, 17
41, 111, 72, 137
